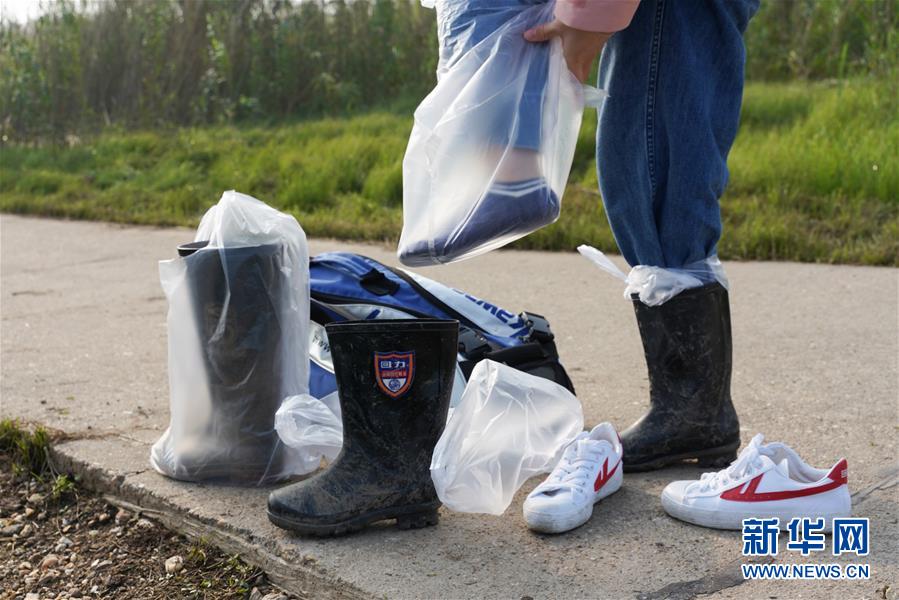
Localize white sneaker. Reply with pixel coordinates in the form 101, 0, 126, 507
523, 423, 623, 533
661, 434, 851, 531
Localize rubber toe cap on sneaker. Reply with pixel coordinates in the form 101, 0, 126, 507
524, 487, 588, 517
660, 480, 692, 509
524, 489, 572, 513
523, 496, 592, 534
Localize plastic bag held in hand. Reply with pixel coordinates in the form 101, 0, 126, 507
399, 0, 606, 267
430, 359, 584, 515
151, 191, 312, 485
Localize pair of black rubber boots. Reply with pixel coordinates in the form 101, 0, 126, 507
175, 239, 737, 533
170, 240, 457, 530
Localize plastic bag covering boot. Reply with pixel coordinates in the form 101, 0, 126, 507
622, 283, 741, 471
151, 191, 310, 485
267, 319, 459, 535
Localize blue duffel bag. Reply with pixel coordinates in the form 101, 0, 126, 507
307, 252, 575, 400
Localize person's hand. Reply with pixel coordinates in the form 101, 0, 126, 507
524, 19, 611, 83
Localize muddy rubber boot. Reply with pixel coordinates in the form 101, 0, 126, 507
267, 319, 459, 536
621, 282, 740, 472
154, 241, 289, 483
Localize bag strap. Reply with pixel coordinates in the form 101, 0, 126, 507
385, 265, 484, 332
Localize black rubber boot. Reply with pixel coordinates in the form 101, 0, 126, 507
267, 318, 459, 536
621, 282, 740, 472
165, 240, 288, 483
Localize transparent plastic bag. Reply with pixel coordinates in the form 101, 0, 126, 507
150, 191, 311, 485
577, 245, 729, 306
398, 0, 605, 266
274, 392, 342, 474
430, 359, 584, 515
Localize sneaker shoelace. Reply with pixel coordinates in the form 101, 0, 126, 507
694, 433, 771, 493
539, 439, 605, 497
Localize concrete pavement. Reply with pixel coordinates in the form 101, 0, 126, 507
2, 214, 897, 599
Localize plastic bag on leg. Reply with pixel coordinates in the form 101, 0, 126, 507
430, 359, 584, 515
577, 245, 728, 306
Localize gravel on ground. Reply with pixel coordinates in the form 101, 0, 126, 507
1, 432, 299, 600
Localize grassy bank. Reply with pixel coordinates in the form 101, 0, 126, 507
1, 79, 897, 265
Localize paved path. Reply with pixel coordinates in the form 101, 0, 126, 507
2, 214, 897, 599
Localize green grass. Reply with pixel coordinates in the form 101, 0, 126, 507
1, 418, 77, 501
0, 418, 52, 477
1, 79, 896, 265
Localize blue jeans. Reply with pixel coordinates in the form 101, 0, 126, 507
596, 0, 759, 269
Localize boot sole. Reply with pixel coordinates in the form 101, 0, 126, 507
151, 463, 292, 485
267, 502, 440, 537
623, 440, 741, 473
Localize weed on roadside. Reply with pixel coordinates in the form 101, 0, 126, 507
0, 418, 52, 478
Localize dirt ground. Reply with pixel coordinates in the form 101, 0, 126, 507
0, 451, 298, 600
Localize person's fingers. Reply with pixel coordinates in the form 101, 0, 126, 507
524, 19, 561, 42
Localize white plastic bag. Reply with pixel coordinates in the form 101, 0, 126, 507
577, 245, 729, 306
274, 392, 342, 474
150, 191, 311, 485
430, 359, 584, 515
398, 0, 605, 266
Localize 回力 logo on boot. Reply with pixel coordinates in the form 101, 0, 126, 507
374, 351, 415, 398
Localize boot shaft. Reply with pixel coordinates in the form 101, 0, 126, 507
326, 319, 459, 474
632, 283, 733, 411
180, 242, 284, 429
265, 319, 459, 532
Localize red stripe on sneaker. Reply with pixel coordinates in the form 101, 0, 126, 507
827, 458, 849, 485
720, 473, 846, 502
594, 458, 620, 492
